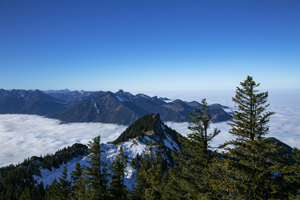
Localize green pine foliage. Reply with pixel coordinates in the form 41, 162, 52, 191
19, 187, 31, 200
40, 143, 88, 171
84, 135, 109, 200
45, 179, 60, 199
163, 98, 220, 199
287, 148, 300, 199
70, 162, 86, 199
0, 161, 44, 200
46, 166, 72, 200
131, 141, 165, 200
108, 148, 128, 200
210, 76, 291, 199
0, 143, 87, 200
112, 114, 157, 145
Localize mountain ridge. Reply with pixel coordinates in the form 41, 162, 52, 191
112, 113, 182, 151
0, 89, 69, 115
0, 88, 231, 125
31, 113, 184, 190
49, 89, 231, 125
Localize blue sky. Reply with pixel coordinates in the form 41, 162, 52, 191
0, 0, 299, 92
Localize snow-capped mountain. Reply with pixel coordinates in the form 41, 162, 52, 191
33, 113, 182, 190
43, 89, 73, 94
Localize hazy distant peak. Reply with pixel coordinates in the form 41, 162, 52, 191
44, 89, 72, 94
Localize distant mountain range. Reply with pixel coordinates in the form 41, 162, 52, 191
0, 88, 231, 125
0, 89, 69, 115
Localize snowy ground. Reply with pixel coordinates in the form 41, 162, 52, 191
33, 138, 156, 190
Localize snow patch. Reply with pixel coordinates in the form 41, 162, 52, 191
94, 102, 100, 114
52, 99, 69, 105
116, 96, 132, 103
33, 141, 151, 190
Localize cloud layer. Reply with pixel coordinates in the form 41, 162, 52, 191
1, 89, 299, 167
0, 115, 127, 167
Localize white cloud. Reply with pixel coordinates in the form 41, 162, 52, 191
1, 89, 299, 167
0, 115, 127, 167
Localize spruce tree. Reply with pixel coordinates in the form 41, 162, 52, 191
108, 148, 128, 200
58, 166, 72, 199
164, 98, 220, 199
84, 135, 108, 200
287, 148, 300, 198
46, 179, 60, 199
70, 162, 86, 199
211, 76, 288, 199
19, 187, 31, 200
132, 141, 163, 200
46, 166, 72, 200
131, 156, 149, 200
143, 143, 163, 200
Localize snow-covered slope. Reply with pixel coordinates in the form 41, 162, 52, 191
34, 141, 143, 190
33, 113, 182, 190
34, 138, 178, 190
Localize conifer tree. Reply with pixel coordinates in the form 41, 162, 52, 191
84, 135, 108, 200
211, 76, 288, 199
132, 141, 163, 200
46, 179, 60, 199
287, 147, 300, 199
19, 187, 31, 200
70, 162, 86, 199
144, 144, 164, 200
46, 166, 72, 200
119, 146, 128, 167
164, 98, 220, 199
131, 156, 149, 200
58, 166, 72, 199
108, 147, 128, 200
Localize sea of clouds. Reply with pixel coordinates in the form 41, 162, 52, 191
1, 89, 299, 167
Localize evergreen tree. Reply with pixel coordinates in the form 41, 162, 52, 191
46, 166, 71, 200
58, 166, 72, 199
70, 162, 86, 199
119, 146, 128, 167
19, 187, 31, 200
108, 148, 128, 200
46, 179, 60, 199
132, 141, 163, 200
131, 156, 148, 200
84, 135, 108, 200
164, 98, 220, 199
211, 76, 288, 199
143, 147, 163, 200
287, 148, 300, 199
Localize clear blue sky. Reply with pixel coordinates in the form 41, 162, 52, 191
1, 0, 299, 92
